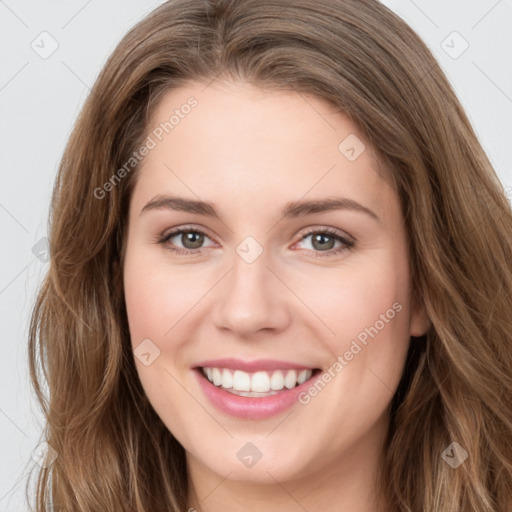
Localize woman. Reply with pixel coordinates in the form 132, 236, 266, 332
28, 0, 512, 510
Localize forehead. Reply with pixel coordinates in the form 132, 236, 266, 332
131, 80, 394, 219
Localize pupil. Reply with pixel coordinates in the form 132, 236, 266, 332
313, 234, 334, 250
183, 231, 203, 249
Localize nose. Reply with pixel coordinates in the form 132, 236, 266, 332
211, 246, 292, 337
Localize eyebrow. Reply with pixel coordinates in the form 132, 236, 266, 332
140, 194, 380, 222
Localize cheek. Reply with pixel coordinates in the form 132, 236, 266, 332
294, 257, 411, 352
123, 252, 199, 345
123, 253, 197, 441
123, 268, 166, 346
294, 251, 413, 417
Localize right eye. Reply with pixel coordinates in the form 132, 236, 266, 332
155, 226, 217, 256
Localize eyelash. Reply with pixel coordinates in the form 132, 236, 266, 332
154, 225, 355, 258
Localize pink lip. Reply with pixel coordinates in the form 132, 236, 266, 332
193, 358, 315, 372
193, 367, 320, 420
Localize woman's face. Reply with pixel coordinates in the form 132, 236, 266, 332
123, 80, 430, 485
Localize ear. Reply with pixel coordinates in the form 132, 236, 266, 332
410, 293, 431, 337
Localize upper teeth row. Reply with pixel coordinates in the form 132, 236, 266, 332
202, 367, 313, 392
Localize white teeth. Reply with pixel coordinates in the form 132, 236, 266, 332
297, 369, 308, 384
233, 370, 251, 391
251, 371, 270, 392
270, 370, 284, 390
221, 369, 233, 389
227, 389, 279, 397
201, 367, 314, 393
284, 370, 297, 389
212, 368, 222, 386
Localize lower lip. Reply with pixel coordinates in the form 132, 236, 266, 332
193, 368, 318, 420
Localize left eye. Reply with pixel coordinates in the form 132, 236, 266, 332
297, 231, 350, 252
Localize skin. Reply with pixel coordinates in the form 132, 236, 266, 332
123, 79, 430, 511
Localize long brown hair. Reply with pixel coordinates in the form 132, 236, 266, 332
28, 0, 512, 510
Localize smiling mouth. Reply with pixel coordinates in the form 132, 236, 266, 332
198, 366, 322, 397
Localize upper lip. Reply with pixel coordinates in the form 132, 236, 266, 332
194, 358, 318, 372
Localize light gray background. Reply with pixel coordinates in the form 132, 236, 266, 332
1, 1, 511, 510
